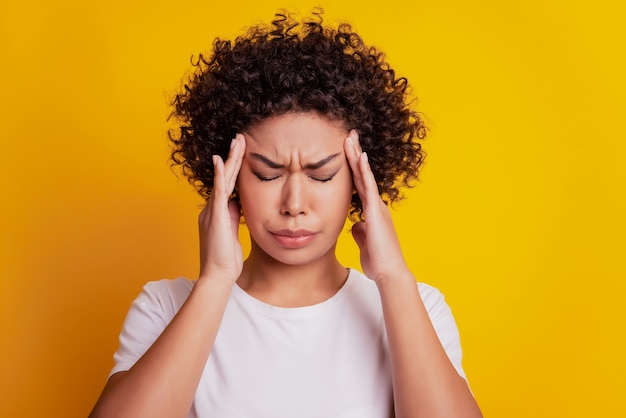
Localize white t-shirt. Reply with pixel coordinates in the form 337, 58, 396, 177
110, 269, 466, 418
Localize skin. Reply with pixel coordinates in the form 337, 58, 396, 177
89, 111, 482, 418
236, 112, 354, 307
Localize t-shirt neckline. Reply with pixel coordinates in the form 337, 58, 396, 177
231, 268, 359, 318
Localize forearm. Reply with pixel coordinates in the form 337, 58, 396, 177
378, 272, 482, 418
90, 278, 233, 418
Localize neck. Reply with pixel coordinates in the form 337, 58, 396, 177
237, 241, 348, 308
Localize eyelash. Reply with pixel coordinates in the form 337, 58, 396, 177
255, 174, 279, 182
311, 176, 334, 183
254, 174, 335, 183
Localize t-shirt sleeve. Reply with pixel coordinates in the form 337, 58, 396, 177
417, 283, 467, 381
109, 278, 194, 377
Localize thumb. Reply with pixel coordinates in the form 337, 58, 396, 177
351, 221, 367, 250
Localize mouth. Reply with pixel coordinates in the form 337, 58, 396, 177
272, 229, 316, 237
270, 229, 318, 248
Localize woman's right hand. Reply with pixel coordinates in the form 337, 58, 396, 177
198, 133, 246, 284
89, 134, 247, 418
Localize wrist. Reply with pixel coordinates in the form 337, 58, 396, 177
194, 274, 237, 294
375, 268, 415, 291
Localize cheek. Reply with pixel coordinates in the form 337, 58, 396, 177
236, 179, 259, 220
322, 176, 354, 214
236, 174, 282, 226
337, 170, 356, 201
236, 170, 259, 200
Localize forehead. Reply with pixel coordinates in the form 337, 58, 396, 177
243, 112, 348, 157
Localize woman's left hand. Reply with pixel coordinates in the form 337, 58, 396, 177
344, 130, 412, 287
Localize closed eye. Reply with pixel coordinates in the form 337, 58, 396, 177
309, 175, 335, 183
253, 173, 280, 182
255, 173, 334, 182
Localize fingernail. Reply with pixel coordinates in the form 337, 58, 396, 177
212, 155, 218, 165
362, 152, 368, 162
230, 138, 236, 149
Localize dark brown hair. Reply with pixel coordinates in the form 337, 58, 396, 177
169, 10, 426, 220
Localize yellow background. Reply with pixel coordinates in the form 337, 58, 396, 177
1, 0, 624, 416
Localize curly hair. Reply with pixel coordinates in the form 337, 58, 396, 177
169, 10, 426, 221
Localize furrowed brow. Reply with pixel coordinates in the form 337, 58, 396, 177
304, 153, 341, 169
248, 153, 284, 169
248, 152, 341, 170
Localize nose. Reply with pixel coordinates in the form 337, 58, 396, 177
280, 174, 308, 216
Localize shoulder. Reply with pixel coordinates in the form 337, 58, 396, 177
351, 270, 467, 378
109, 278, 195, 377
350, 269, 448, 312
416, 282, 450, 315
140, 277, 195, 300
129, 277, 195, 321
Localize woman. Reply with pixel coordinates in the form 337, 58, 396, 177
90, 11, 482, 418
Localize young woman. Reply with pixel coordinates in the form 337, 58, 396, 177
90, 11, 482, 418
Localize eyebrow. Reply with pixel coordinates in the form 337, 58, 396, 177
248, 152, 341, 170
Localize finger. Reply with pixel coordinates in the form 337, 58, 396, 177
344, 129, 361, 162
224, 134, 246, 193
347, 129, 363, 155
345, 131, 378, 206
229, 134, 245, 191
211, 154, 229, 208
357, 151, 380, 207
344, 131, 366, 193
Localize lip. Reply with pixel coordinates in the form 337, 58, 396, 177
270, 229, 318, 248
